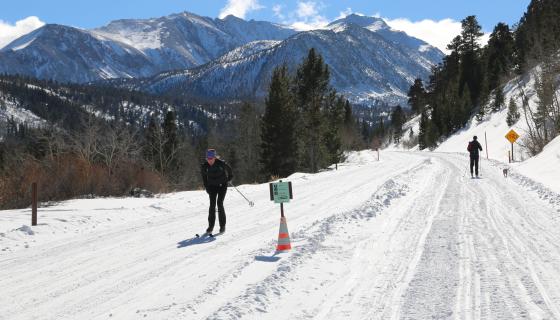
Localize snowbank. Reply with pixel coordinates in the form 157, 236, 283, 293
516, 135, 560, 194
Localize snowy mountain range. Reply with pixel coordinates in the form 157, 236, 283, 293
0, 12, 295, 83
0, 12, 443, 105
128, 15, 443, 104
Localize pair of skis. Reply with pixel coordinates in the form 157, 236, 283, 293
195, 231, 224, 238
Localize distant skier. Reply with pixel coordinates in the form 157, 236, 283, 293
201, 149, 233, 234
467, 136, 483, 178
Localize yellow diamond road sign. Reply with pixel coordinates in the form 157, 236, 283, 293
505, 129, 520, 144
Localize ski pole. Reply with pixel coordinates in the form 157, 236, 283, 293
229, 182, 255, 207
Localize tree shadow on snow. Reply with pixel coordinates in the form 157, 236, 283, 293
177, 236, 216, 248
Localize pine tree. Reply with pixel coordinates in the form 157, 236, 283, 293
486, 23, 515, 90
145, 116, 161, 171
294, 48, 331, 173
491, 87, 505, 112
374, 118, 386, 139
361, 119, 370, 143
260, 65, 298, 179
163, 110, 178, 172
324, 94, 345, 165
407, 78, 426, 114
391, 105, 406, 143
422, 15, 490, 142
460, 16, 484, 54
344, 100, 353, 126
506, 97, 520, 126
515, 0, 560, 71
458, 16, 484, 106
418, 110, 429, 150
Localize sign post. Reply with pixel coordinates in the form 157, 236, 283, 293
269, 180, 293, 217
505, 129, 520, 162
269, 180, 293, 252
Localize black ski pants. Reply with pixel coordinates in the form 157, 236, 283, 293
470, 155, 480, 176
207, 185, 227, 231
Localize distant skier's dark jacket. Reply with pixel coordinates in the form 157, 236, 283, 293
467, 140, 483, 158
201, 159, 233, 189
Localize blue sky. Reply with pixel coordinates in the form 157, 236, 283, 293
0, 0, 531, 52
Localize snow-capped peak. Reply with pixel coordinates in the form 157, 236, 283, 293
327, 14, 390, 32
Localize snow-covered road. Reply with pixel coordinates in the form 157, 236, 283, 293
1, 151, 559, 319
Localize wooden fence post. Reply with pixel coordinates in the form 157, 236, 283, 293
32, 183, 37, 226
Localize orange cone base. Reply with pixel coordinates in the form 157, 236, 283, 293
276, 216, 291, 252
276, 244, 291, 251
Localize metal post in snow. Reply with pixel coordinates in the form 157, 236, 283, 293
511, 143, 514, 162
485, 132, 489, 159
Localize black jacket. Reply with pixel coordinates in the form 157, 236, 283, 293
468, 140, 483, 158
201, 159, 233, 188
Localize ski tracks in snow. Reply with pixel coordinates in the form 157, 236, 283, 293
448, 155, 560, 320
193, 153, 560, 320
1, 152, 560, 319
187, 157, 440, 319
399, 154, 560, 320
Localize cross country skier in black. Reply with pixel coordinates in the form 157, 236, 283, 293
200, 149, 233, 234
467, 136, 483, 178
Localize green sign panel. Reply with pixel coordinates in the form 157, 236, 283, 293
270, 181, 292, 203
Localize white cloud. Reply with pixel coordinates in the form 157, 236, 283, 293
296, 1, 318, 18
273, 4, 490, 52
219, 0, 264, 19
289, 1, 328, 31
0, 16, 45, 49
384, 17, 490, 54
272, 4, 284, 19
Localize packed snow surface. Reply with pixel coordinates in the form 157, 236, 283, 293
1, 151, 560, 319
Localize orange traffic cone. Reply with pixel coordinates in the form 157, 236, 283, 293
276, 216, 291, 252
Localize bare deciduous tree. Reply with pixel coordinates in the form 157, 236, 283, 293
98, 124, 141, 176
68, 114, 102, 167
517, 59, 560, 156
